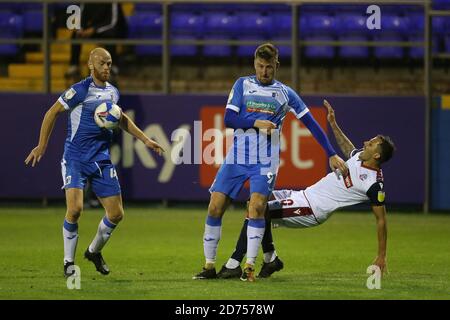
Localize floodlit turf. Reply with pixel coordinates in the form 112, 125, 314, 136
0, 206, 449, 300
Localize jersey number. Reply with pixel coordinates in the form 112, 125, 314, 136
110, 168, 117, 179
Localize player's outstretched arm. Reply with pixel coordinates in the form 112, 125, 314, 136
119, 112, 164, 156
371, 205, 388, 275
25, 101, 66, 167
324, 99, 355, 159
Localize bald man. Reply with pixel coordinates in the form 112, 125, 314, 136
26, 48, 164, 278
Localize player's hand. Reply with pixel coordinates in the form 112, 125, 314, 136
329, 154, 348, 177
324, 99, 337, 125
145, 139, 165, 156
25, 146, 45, 167
254, 120, 277, 135
372, 255, 388, 276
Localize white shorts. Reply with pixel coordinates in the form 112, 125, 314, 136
268, 189, 322, 228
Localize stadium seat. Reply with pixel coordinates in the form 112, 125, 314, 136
133, 4, 161, 12
432, 17, 449, 35
23, 10, 42, 33
237, 35, 266, 57
374, 35, 404, 59
235, 13, 272, 37
433, 0, 450, 10
128, 12, 162, 56
204, 12, 238, 36
0, 12, 23, 56
202, 34, 232, 57
300, 13, 336, 35
445, 36, 450, 52
171, 12, 203, 36
171, 35, 197, 57
270, 12, 291, 38
381, 15, 409, 35
303, 35, 335, 59
408, 35, 438, 58
335, 14, 368, 35
338, 35, 370, 59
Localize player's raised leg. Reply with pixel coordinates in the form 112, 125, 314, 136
85, 194, 123, 275
193, 191, 231, 279
63, 188, 83, 277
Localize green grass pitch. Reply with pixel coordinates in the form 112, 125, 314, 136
0, 206, 449, 300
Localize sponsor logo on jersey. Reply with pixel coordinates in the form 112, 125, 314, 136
377, 191, 385, 203
359, 173, 367, 181
344, 173, 353, 188
246, 101, 276, 114
65, 88, 76, 100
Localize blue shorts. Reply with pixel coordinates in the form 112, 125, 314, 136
209, 164, 277, 199
60, 158, 121, 198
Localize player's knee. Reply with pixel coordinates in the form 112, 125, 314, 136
208, 202, 225, 217
108, 208, 124, 224
66, 207, 82, 222
248, 201, 266, 218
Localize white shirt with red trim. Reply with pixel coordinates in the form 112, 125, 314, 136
303, 150, 385, 223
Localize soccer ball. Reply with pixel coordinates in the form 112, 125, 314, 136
94, 102, 122, 130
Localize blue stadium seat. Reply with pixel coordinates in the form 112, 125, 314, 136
300, 14, 336, 35
128, 12, 162, 36
335, 14, 368, 35
445, 35, 450, 52
374, 35, 404, 59
171, 35, 197, 57
433, 0, 450, 10
409, 14, 424, 32
171, 13, 203, 36
235, 13, 272, 37
304, 35, 335, 59
433, 17, 449, 34
133, 4, 161, 12
408, 35, 438, 58
204, 12, 238, 36
171, 4, 204, 13
0, 12, 23, 56
236, 35, 265, 57
202, 34, 232, 57
128, 13, 162, 56
23, 10, 42, 33
270, 12, 291, 37
270, 13, 291, 58
381, 15, 409, 35
338, 35, 370, 59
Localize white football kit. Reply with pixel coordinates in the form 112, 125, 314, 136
269, 149, 386, 228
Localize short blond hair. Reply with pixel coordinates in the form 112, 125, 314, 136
254, 43, 279, 63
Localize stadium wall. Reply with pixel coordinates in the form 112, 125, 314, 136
3, 93, 425, 205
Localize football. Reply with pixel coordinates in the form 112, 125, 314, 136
94, 102, 122, 130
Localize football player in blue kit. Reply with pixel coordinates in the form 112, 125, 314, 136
194, 43, 349, 282
25, 48, 164, 277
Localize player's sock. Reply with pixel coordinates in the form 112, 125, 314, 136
88, 216, 117, 253
203, 215, 222, 268
229, 218, 249, 264
264, 250, 278, 263
261, 218, 276, 257
246, 218, 265, 266
63, 219, 78, 263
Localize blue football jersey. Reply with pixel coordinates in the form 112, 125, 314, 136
58, 77, 120, 162
225, 76, 309, 165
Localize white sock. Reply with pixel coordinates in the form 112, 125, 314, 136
246, 218, 265, 266
88, 216, 117, 253
225, 258, 240, 269
203, 215, 222, 265
63, 219, 78, 263
264, 250, 277, 263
